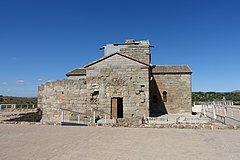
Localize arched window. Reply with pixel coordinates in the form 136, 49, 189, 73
162, 91, 167, 102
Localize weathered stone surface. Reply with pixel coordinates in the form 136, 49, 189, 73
38, 79, 89, 123
86, 54, 150, 118
117, 117, 142, 127
150, 72, 192, 115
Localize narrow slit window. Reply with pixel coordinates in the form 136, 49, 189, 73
163, 91, 167, 102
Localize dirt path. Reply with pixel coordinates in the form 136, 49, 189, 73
0, 124, 240, 160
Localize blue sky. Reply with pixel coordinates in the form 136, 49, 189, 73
0, 0, 240, 97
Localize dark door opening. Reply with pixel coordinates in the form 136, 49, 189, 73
111, 97, 123, 118
117, 98, 123, 118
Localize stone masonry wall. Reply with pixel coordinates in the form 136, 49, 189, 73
151, 73, 192, 114
119, 45, 150, 64
67, 75, 86, 80
38, 79, 88, 124
86, 54, 150, 118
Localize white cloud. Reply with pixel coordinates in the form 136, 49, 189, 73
47, 80, 54, 82
1, 82, 7, 85
16, 80, 25, 84
37, 78, 43, 81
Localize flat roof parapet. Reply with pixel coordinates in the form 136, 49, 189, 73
104, 39, 150, 56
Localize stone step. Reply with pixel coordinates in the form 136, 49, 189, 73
147, 114, 211, 124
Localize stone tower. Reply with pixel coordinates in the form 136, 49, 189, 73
103, 39, 151, 64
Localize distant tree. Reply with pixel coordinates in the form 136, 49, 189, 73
192, 92, 240, 105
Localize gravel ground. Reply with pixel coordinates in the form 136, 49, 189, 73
0, 124, 240, 160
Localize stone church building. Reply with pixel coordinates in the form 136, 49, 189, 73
38, 40, 192, 123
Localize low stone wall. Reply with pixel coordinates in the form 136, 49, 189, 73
2, 108, 42, 122
140, 123, 239, 130
38, 79, 88, 123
